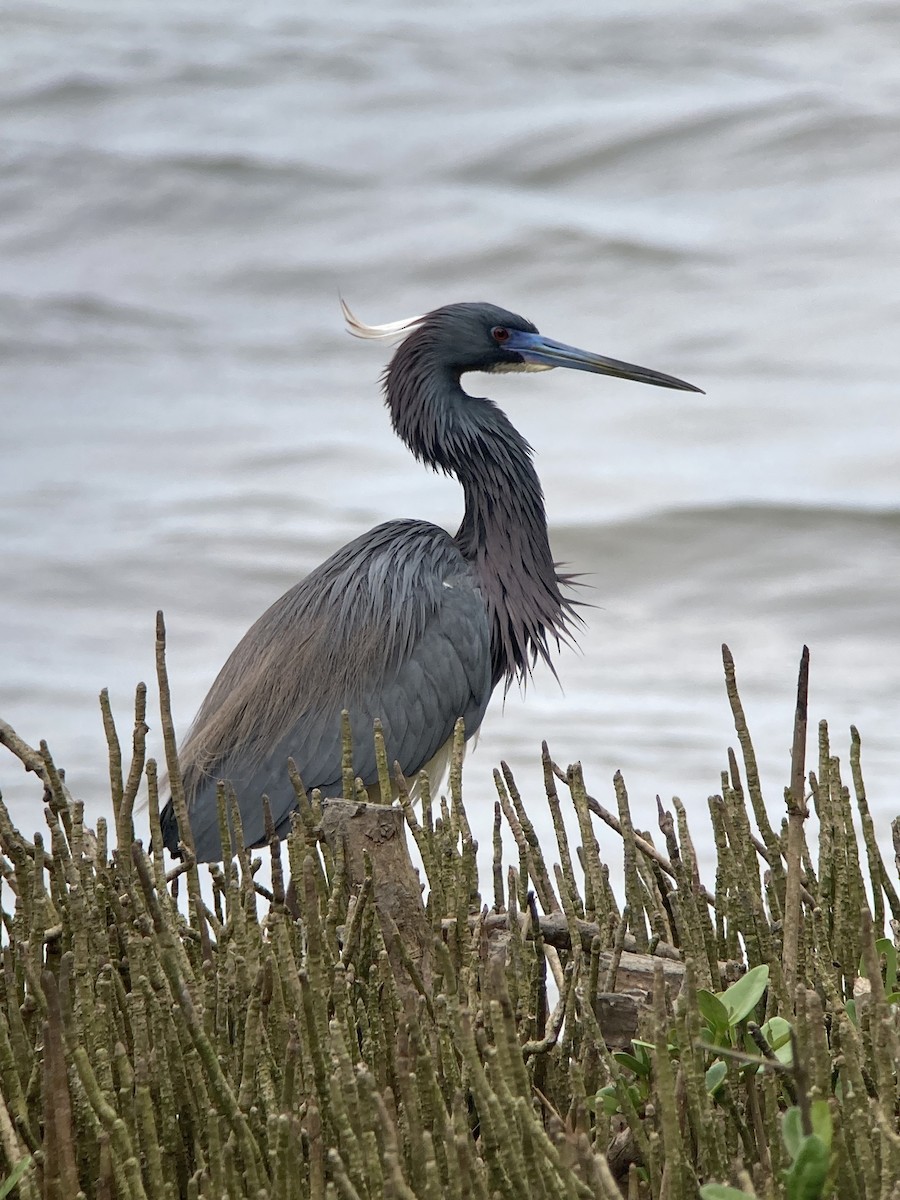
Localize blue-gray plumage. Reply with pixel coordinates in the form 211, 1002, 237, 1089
160, 301, 701, 860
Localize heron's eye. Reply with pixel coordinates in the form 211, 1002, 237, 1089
492, 326, 510, 343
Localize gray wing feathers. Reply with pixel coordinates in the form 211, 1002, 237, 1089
178, 521, 492, 859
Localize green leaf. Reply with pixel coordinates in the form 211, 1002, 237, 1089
782, 1107, 804, 1161
635, 1041, 653, 1067
782, 1103, 832, 1165
759, 1015, 791, 1047
784, 1134, 830, 1200
720, 965, 769, 1025
0, 1159, 32, 1200
756, 1016, 794, 1066
698, 989, 731, 1036
587, 1085, 622, 1116
699, 1186, 758, 1200
632, 1036, 677, 1057
808, 1099, 832, 1150
614, 1051, 651, 1078
705, 1059, 727, 1095
875, 938, 898, 992
858, 938, 898, 992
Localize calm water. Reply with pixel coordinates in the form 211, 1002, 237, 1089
2, 1, 899, 878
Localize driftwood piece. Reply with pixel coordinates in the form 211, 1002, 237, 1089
482, 910, 682, 960
477, 912, 686, 1050
592, 993, 644, 1051
319, 797, 432, 1001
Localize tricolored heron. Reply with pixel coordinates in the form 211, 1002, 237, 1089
160, 301, 701, 860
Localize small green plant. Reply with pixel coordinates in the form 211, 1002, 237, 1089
781, 1102, 833, 1199
701, 1100, 833, 1200
590, 1039, 655, 1116
847, 937, 899, 1026
591, 967, 775, 1120
697, 964, 770, 1047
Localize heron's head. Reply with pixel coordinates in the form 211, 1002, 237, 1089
344, 299, 702, 393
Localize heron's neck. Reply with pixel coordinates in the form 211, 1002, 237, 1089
455, 412, 568, 685
451, 402, 548, 568
385, 359, 572, 685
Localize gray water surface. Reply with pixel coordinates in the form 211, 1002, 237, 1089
2, 1, 899, 872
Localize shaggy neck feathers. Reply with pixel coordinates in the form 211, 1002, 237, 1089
383, 334, 575, 687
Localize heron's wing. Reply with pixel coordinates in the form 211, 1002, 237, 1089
169, 521, 492, 859
257, 572, 490, 838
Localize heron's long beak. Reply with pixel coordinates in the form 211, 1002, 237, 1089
505, 331, 704, 394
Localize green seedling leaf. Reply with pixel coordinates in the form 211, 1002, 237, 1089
705, 1059, 727, 1095
845, 999, 858, 1027
808, 1099, 832, 1150
633, 1036, 677, 1058
698, 989, 731, 1036
748, 1016, 794, 1068
761, 1016, 792, 1052
700, 1186, 758, 1200
721, 964, 769, 1025
0, 1159, 32, 1200
588, 1085, 621, 1116
858, 938, 898, 993
782, 1107, 804, 1161
614, 1051, 651, 1078
875, 938, 898, 992
784, 1135, 830, 1200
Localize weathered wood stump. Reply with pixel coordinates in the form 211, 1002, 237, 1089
319, 797, 432, 1003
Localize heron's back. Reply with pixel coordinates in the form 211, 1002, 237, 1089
161, 519, 492, 859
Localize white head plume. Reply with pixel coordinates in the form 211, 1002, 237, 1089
341, 298, 425, 343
